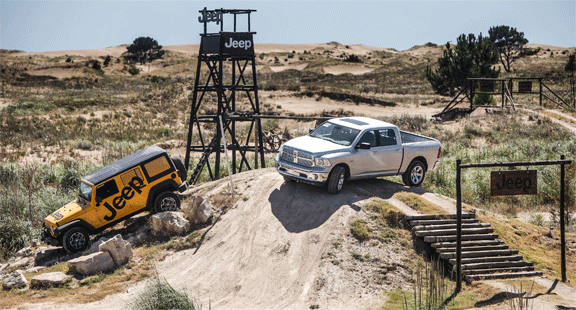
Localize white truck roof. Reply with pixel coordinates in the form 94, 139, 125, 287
329, 117, 396, 130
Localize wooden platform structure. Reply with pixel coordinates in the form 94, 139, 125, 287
407, 213, 542, 283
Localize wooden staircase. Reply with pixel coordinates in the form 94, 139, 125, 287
407, 213, 543, 283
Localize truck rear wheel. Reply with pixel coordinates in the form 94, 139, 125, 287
403, 160, 425, 187
154, 191, 181, 213
63, 227, 90, 253
327, 166, 346, 194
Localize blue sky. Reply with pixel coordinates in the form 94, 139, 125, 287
1, 1, 574, 53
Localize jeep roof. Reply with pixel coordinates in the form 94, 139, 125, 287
84, 146, 167, 185
328, 117, 395, 131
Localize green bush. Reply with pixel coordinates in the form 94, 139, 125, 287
128, 64, 140, 75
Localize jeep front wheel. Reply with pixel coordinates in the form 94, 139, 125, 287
63, 227, 90, 253
327, 166, 346, 194
154, 191, 181, 213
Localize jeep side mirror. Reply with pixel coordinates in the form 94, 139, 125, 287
95, 196, 102, 204
308, 128, 314, 134
357, 142, 371, 150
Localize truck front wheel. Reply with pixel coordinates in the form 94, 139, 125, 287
403, 160, 425, 187
63, 227, 90, 253
327, 166, 346, 194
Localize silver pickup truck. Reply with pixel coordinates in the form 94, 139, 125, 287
275, 117, 441, 194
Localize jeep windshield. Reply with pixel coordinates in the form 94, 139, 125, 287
310, 122, 360, 146
79, 181, 93, 202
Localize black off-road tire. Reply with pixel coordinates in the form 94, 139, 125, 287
154, 191, 181, 213
327, 166, 346, 194
403, 160, 426, 187
171, 155, 187, 182
62, 227, 90, 253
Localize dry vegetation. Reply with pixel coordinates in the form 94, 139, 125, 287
1, 42, 575, 308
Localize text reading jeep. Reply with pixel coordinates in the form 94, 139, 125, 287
41, 146, 188, 252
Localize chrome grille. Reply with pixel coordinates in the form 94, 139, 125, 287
281, 147, 313, 167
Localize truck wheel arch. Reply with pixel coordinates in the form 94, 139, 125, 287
146, 180, 179, 211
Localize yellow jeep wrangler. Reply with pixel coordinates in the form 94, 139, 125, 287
41, 146, 188, 253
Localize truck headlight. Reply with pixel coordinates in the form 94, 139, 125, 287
313, 157, 331, 167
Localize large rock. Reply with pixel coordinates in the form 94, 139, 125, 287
30, 272, 70, 288
68, 251, 115, 276
34, 246, 65, 266
150, 211, 190, 236
2, 270, 28, 290
182, 195, 204, 222
16, 246, 33, 257
84, 237, 109, 255
196, 200, 214, 224
98, 234, 132, 267
6, 257, 30, 272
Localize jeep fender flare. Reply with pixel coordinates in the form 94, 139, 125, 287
54, 219, 96, 240
145, 180, 179, 211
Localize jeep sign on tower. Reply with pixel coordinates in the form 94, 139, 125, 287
221, 33, 254, 55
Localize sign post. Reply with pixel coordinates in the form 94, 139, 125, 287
454, 157, 571, 292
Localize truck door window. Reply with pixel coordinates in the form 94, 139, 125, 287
96, 179, 119, 200
120, 168, 144, 187
378, 129, 397, 146
358, 131, 376, 147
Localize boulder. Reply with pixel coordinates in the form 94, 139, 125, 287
68, 251, 115, 276
7, 257, 30, 271
83, 237, 109, 255
2, 270, 28, 290
30, 272, 70, 288
16, 246, 33, 257
98, 234, 132, 267
196, 200, 214, 224
150, 211, 190, 236
182, 195, 204, 222
34, 246, 64, 266
0, 263, 7, 273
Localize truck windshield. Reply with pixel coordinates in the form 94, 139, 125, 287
79, 181, 93, 202
310, 122, 360, 146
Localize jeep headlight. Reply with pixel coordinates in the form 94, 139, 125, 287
313, 157, 331, 167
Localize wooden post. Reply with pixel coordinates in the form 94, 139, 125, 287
560, 155, 566, 282
456, 159, 462, 292
539, 78, 543, 106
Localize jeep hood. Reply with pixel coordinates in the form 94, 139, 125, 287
283, 136, 349, 154
45, 200, 84, 226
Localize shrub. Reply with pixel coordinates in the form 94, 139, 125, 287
128, 64, 140, 75
344, 54, 362, 63
65, 57, 72, 63
128, 273, 200, 310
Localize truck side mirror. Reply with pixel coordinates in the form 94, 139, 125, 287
357, 142, 371, 150
95, 196, 102, 204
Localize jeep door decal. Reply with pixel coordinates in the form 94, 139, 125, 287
102, 176, 146, 221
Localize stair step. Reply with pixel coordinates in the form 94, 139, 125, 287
449, 255, 524, 265
425, 233, 499, 243
409, 218, 479, 226
416, 227, 494, 237
405, 213, 475, 221
465, 271, 543, 282
435, 244, 509, 253
463, 266, 535, 275
431, 239, 504, 248
413, 223, 490, 231
462, 261, 533, 270
440, 249, 518, 259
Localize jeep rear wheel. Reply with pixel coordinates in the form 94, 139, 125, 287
63, 227, 90, 253
327, 166, 346, 194
154, 191, 181, 213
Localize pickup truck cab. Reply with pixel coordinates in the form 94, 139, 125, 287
275, 117, 441, 194
41, 146, 188, 253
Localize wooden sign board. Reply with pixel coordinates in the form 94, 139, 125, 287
518, 81, 533, 93
490, 170, 537, 196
